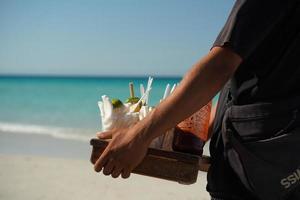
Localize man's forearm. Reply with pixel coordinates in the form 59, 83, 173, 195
139, 47, 241, 143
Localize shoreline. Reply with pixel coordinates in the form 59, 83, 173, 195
0, 130, 210, 160
0, 131, 90, 160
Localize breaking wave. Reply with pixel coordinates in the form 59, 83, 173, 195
0, 122, 93, 142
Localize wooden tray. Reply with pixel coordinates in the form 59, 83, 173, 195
90, 138, 210, 184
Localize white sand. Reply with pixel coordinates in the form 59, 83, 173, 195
0, 154, 210, 200
0, 132, 210, 200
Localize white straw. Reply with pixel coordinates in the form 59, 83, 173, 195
145, 77, 153, 105
163, 84, 171, 100
140, 84, 145, 96
170, 83, 177, 94
146, 77, 153, 92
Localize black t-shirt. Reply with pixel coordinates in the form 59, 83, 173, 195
208, 0, 300, 199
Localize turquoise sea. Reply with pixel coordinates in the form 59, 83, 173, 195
0, 76, 182, 141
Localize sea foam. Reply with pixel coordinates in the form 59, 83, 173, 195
0, 122, 92, 142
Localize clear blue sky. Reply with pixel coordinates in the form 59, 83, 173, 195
0, 0, 234, 76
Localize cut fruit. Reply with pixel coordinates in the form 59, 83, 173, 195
126, 97, 140, 104
111, 98, 123, 109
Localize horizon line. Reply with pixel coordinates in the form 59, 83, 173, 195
0, 73, 182, 79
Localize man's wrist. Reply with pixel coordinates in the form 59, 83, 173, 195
135, 109, 165, 146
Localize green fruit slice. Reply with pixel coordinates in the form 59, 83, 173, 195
126, 97, 140, 104
132, 101, 143, 112
111, 98, 123, 109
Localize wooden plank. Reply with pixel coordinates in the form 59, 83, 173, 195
90, 138, 210, 184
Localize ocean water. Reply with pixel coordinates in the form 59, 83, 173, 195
0, 76, 182, 141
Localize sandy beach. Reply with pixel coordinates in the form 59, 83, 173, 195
0, 132, 210, 200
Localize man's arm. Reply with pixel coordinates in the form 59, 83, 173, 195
94, 47, 241, 178
142, 47, 241, 141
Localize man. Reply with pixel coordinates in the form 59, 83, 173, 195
93, 0, 300, 199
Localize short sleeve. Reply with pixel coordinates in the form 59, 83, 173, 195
213, 0, 288, 60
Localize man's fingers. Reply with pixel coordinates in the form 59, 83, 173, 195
94, 149, 110, 172
103, 160, 115, 175
96, 131, 113, 139
111, 166, 122, 178
121, 169, 131, 179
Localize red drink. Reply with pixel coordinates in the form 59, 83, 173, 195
172, 102, 212, 156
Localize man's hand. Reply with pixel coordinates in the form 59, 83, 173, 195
93, 126, 151, 179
